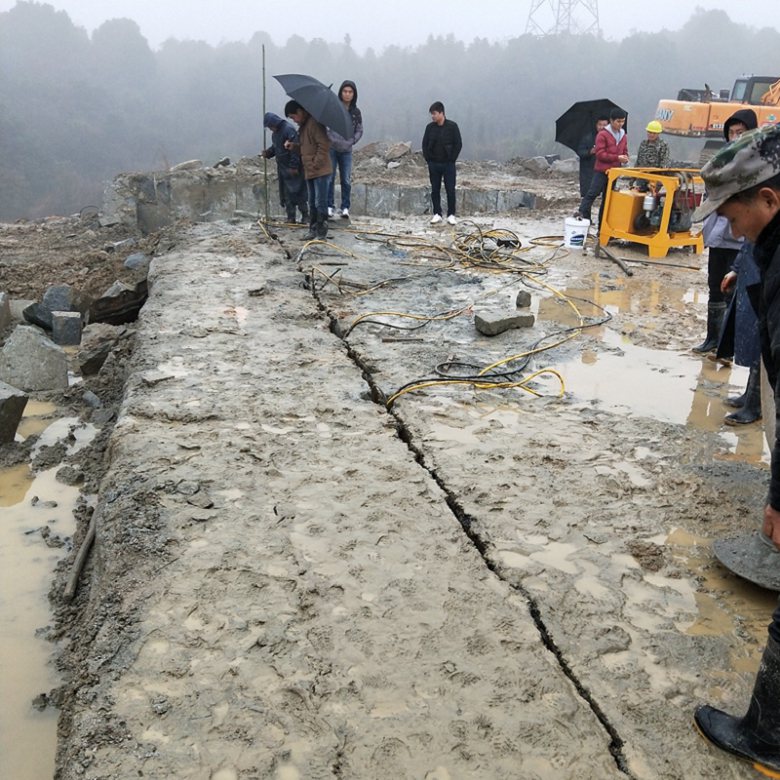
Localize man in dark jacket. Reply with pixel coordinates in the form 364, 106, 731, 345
262, 112, 308, 224
576, 115, 609, 197
421, 101, 462, 226
691, 123, 780, 777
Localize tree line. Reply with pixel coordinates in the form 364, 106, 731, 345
1, 1, 778, 220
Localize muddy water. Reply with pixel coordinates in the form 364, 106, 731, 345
540, 274, 769, 463
0, 407, 90, 780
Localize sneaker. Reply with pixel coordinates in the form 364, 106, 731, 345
447, 214, 457, 225
341, 208, 350, 219
327, 207, 335, 218
430, 214, 442, 224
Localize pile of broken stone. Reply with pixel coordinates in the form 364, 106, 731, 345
0, 252, 150, 444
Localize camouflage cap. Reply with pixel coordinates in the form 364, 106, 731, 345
693, 123, 780, 221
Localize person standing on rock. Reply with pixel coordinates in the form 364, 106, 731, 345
261, 112, 308, 224
284, 100, 333, 241
691, 122, 780, 776
422, 101, 462, 226
575, 107, 629, 231
326, 80, 363, 220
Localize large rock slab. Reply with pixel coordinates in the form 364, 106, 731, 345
0, 325, 68, 391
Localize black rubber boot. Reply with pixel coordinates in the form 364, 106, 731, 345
315, 212, 328, 240
693, 302, 727, 353
303, 218, 317, 240
286, 207, 297, 223
299, 205, 309, 224
694, 635, 780, 776
724, 388, 747, 408
725, 365, 761, 426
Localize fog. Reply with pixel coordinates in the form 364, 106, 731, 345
1, 0, 779, 219
0, 0, 777, 51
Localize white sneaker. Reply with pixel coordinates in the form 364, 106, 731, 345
341, 208, 349, 218
327, 207, 335, 218
430, 214, 442, 224
447, 214, 457, 225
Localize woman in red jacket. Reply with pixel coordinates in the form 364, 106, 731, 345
576, 108, 629, 230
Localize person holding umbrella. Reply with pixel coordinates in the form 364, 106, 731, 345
576, 115, 609, 197
284, 99, 333, 240
575, 107, 629, 230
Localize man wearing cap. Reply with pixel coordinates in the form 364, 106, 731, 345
692, 123, 780, 776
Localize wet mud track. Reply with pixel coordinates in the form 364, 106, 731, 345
55, 215, 767, 779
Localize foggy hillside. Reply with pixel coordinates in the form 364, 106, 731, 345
1, 1, 777, 220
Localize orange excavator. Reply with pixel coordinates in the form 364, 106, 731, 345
655, 74, 780, 163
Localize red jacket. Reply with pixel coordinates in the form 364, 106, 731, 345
594, 127, 628, 173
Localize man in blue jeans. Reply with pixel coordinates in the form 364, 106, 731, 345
422, 101, 462, 226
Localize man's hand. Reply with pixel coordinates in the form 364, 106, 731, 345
284, 140, 293, 150
763, 504, 780, 549
720, 271, 737, 294
618, 154, 629, 164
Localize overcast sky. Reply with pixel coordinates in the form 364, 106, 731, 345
0, 0, 777, 50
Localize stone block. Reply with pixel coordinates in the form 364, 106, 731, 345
516, 290, 532, 308
43, 284, 89, 319
0, 380, 28, 443
22, 301, 53, 330
52, 311, 82, 346
0, 326, 68, 391
474, 310, 535, 336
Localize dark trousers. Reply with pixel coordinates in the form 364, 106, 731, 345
707, 246, 739, 303
428, 161, 457, 217
770, 601, 780, 644
280, 170, 307, 220
578, 170, 608, 229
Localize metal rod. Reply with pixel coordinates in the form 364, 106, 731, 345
262, 44, 269, 224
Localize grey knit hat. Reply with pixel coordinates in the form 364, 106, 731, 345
693, 123, 780, 221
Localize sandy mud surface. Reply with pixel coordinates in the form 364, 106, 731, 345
0, 187, 771, 779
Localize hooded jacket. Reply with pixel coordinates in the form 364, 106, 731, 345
327, 80, 364, 153
262, 112, 302, 173
723, 108, 758, 141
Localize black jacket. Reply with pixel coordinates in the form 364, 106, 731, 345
422, 118, 462, 163
754, 210, 780, 508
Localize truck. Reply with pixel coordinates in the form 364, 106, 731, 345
655, 75, 780, 163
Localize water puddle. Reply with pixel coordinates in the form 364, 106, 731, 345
538, 274, 769, 463
664, 527, 778, 672
0, 410, 95, 779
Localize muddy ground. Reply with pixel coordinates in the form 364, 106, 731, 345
0, 163, 774, 779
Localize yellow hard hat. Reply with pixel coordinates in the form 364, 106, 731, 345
646, 120, 663, 133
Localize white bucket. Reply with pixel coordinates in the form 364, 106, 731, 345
563, 216, 590, 250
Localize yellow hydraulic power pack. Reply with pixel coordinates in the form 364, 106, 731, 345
599, 168, 705, 259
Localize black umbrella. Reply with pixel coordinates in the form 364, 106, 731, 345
274, 73, 352, 139
555, 98, 627, 153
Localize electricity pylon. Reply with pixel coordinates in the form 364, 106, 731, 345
525, 0, 600, 35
